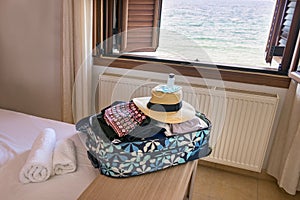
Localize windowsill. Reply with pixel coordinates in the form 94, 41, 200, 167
289, 71, 300, 83
103, 53, 280, 73
94, 56, 291, 88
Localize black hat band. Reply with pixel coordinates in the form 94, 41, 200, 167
146, 101, 182, 112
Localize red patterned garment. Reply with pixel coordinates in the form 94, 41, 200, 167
104, 102, 147, 137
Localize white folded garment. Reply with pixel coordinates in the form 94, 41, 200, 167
170, 116, 208, 135
53, 139, 77, 175
19, 128, 56, 184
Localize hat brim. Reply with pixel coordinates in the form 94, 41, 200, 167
133, 97, 195, 124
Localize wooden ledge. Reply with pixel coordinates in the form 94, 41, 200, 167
78, 160, 198, 200
94, 57, 291, 88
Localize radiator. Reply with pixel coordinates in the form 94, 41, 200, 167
98, 74, 279, 172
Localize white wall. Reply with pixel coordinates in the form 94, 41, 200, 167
0, 0, 62, 120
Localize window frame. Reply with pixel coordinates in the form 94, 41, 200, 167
289, 30, 300, 83
93, 0, 293, 89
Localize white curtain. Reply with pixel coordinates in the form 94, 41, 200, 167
62, 0, 93, 123
267, 79, 300, 195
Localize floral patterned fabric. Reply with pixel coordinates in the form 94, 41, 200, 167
104, 101, 147, 137
76, 109, 212, 178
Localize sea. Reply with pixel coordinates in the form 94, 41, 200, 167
156, 0, 276, 68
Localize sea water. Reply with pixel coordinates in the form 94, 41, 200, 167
157, 0, 276, 68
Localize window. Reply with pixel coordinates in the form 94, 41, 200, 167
93, 0, 299, 88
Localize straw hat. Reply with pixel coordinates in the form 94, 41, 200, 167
133, 84, 195, 124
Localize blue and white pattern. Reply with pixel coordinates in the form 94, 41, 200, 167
78, 113, 211, 178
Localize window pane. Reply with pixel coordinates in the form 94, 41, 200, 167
157, 0, 276, 68
109, 0, 277, 69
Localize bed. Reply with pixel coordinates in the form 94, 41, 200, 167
0, 108, 98, 200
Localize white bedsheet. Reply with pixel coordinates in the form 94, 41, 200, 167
0, 109, 98, 199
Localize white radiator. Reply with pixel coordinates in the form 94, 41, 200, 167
98, 74, 279, 172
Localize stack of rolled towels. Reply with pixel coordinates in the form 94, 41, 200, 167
19, 128, 77, 184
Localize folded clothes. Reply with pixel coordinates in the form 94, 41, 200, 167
98, 112, 166, 142
170, 116, 208, 135
97, 102, 208, 140
104, 101, 147, 137
153, 121, 172, 136
52, 139, 77, 175
19, 128, 56, 184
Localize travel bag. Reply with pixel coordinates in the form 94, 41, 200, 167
76, 75, 212, 178
76, 102, 211, 178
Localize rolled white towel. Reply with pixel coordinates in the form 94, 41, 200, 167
53, 139, 77, 175
19, 128, 56, 184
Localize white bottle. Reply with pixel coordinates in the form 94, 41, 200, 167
167, 73, 175, 90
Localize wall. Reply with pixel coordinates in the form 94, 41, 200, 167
0, 0, 62, 120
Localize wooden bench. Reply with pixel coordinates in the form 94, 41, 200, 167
78, 160, 198, 200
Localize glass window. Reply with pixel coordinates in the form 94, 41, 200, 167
96, 0, 299, 74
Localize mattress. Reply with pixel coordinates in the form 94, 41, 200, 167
0, 109, 98, 199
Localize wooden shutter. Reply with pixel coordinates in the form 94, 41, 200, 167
120, 0, 162, 52
93, 0, 102, 52
265, 0, 300, 72
265, 0, 287, 63
278, 1, 296, 47
280, 0, 300, 72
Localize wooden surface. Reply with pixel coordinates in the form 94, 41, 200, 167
78, 160, 198, 200
94, 57, 291, 89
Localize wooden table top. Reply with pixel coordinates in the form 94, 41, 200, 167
78, 160, 198, 200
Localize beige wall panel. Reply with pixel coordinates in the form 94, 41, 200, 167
0, 0, 62, 120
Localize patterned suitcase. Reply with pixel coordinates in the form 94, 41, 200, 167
76, 101, 212, 178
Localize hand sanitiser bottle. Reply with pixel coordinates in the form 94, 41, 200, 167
159, 73, 179, 93
167, 73, 175, 90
